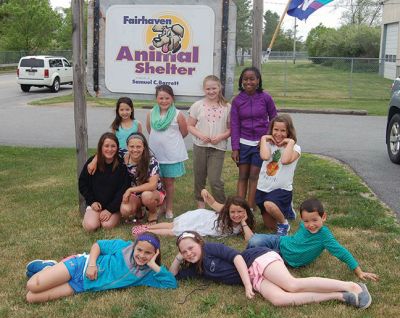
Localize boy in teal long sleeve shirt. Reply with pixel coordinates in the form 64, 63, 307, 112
247, 198, 378, 281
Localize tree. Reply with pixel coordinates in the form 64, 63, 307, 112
338, 0, 382, 26
235, 0, 252, 66
54, 6, 73, 49
305, 23, 380, 58
262, 10, 279, 51
0, 0, 61, 52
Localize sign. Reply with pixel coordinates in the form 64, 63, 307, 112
105, 5, 215, 96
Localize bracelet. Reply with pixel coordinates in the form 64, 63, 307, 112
88, 264, 97, 267
242, 224, 248, 228
175, 256, 183, 262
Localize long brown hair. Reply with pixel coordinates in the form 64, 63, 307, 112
268, 114, 297, 143
97, 132, 119, 172
126, 132, 151, 185
215, 196, 255, 235
111, 97, 135, 131
203, 75, 228, 106
176, 231, 205, 274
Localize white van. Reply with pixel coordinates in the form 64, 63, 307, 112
16, 56, 73, 92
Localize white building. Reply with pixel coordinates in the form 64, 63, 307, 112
380, 0, 400, 79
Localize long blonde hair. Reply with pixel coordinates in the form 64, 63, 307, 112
203, 75, 228, 106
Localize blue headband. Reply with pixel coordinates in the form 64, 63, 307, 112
137, 234, 160, 250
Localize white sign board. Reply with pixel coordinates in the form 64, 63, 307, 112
105, 5, 215, 96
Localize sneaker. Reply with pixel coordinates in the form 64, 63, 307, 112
165, 211, 174, 219
342, 283, 372, 309
357, 283, 372, 309
26, 259, 57, 278
276, 223, 290, 236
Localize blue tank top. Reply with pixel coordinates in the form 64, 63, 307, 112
115, 120, 139, 150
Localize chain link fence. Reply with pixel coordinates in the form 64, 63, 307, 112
236, 52, 392, 101
0, 50, 73, 66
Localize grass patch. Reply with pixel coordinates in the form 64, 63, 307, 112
29, 61, 392, 115
0, 146, 399, 317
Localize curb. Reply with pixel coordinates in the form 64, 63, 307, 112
142, 105, 368, 115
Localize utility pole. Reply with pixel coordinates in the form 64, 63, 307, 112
252, 0, 263, 69
293, 17, 297, 64
72, 0, 88, 215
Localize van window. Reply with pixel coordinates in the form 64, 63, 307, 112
20, 58, 44, 68
49, 59, 63, 68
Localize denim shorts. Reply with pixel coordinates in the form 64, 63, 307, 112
255, 188, 296, 220
63, 254, 88, 293
247, 233, 281, 251
239, 143, 263, 167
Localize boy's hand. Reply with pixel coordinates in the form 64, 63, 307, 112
357, 270, 379, 282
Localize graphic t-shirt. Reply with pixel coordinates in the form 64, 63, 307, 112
257, 143, 301, 193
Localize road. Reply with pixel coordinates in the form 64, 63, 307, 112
0, 73, 399, 219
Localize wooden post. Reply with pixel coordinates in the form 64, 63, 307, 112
252, 0, 263, 70
72, 0, 88, 215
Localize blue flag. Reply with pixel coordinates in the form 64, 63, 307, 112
287, 0, 334, 21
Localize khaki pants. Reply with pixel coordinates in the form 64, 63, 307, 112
193, 144, 226, 203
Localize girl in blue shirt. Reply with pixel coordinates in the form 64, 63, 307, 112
111, 97, 142, 150
170, 231, 372, 309
26, 233, 176, 303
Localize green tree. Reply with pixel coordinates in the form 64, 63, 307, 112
235, 0, 251, 66
306, 24, 380, 58
338, 0, 382, 26
54, 6, 72, 49
263, 10, 279, 51
0, 0, 61, 52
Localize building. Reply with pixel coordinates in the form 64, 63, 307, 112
380, 0, 400, 79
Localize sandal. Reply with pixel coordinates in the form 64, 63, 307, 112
132, 224, 149, 237
147, 218, 158, 225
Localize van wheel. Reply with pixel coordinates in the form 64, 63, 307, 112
20, 84, 31, 92
387, 113, 400, 164
51, 78, 60, 93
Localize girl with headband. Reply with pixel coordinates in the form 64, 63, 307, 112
25, 232, 177, 303
171, 231, 372, 309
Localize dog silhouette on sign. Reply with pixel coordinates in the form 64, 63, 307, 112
152, 24, 184, 54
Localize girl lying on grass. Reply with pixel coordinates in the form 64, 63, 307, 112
25, 233, 177, 303
170, 231, 372, 309
132, 189, 255, 239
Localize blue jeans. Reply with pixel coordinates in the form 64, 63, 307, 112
247, 233, 281, 252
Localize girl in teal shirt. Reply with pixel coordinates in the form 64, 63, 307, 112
26, 233, 176, 303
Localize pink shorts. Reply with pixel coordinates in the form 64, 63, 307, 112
131, 191, 165, 206
248, 251, 283, 292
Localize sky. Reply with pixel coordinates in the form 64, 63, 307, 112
49, 0, 343, 40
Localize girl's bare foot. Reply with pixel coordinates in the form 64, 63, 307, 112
201, 189, 215, 206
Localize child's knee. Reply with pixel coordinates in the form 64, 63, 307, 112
82, 220, 99, 232
247, 234, 264, 248
26, 275, 41, 293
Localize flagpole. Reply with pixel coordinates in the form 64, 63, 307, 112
264, 0, 292, 61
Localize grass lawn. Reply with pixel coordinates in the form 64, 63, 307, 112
29, 61, 392, 116
0, 146, 399, 317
